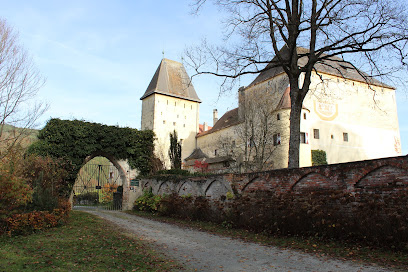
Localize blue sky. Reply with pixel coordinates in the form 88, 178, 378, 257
1, 0, 407, 155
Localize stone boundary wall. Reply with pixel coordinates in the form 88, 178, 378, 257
140, 155, 408, 199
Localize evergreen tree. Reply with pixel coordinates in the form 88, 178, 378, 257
169, 130, 182, 169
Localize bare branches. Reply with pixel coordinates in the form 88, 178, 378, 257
186, 0, 408, 168
0, 19, 47, 158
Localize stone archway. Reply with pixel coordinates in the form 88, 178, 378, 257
28, 119, 155, 210
71, 151, 141, 210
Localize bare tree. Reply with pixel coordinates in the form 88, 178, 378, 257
0, 19, 46, 157
185, 0, 408, 168
216, 89, 287, 172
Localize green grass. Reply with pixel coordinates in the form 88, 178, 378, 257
0, 211, 183, 272
128, 210, 408, 271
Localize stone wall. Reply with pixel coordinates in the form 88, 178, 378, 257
140, 155, 408, 199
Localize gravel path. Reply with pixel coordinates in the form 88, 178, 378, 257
80, 208, 393, 272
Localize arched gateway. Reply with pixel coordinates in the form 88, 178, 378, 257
28, 119, 155, 210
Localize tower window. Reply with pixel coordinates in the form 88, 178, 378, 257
163, 120, 166, 124
343, 132, 349, 142
173, 122, 176, 126
313, 129, 319, 139
300, 132, 308, 144
277, 113, 280, 120
273, 133, 281, 146
167, 100, 168, 105
303, 113, 307, 120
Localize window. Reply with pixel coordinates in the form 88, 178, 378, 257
214, 149, 217, 156
191, 105, 192, 110
173, 122, 176, 126
343, 132, 349, 142
313, 129, 320, 139
174, 102, 176, 106
232, 140, 236, 147
180, 139, 183, 145
163, 120, 166, 124
277, 113, 280, 120
331, 134, 334, 139
177, 114, 179, 118
167, 100, 168, 105
273, 133, 281, 146
300, 132, 309, 144
183, 124, 185, 127
303, 113, 307, 120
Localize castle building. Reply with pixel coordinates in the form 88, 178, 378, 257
141, 53, 402, 172
140, 58, 201, 168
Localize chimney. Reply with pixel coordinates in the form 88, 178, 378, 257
238, 86, 245, 121
213, 109, 218, 126
203, 122, 208, 131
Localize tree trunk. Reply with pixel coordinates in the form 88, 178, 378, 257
288, 85, 302, 168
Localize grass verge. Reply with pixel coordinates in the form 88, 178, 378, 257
0, 211, 183, 272
128, 210, 408, 271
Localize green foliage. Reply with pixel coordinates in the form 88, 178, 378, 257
311, 150, 328, 166
133, 188, 162, 213
168, 130, 182, 169
28, 118, 155, 179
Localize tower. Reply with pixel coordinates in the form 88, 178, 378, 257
140, 58, 201, 168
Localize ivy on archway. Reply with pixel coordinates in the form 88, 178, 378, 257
28, 119, 155, 179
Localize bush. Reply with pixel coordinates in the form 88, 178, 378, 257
311, 150, 328, 166
4, 200, 70, 236
155, 189, 408, 250
0, 172, 32, 221
133, 188, 162, 213
157, 194, 210, 221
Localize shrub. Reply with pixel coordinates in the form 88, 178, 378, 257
157, 194, 210, 221
133, 188, 162, 213
155, 189, 408, 250
4, 205, 70, 236
0, 172, 32, 221
311, 150, 328, 166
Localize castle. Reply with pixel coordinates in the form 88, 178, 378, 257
140, 55, 402, 172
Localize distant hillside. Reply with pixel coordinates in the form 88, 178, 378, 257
1, 124, 39, 147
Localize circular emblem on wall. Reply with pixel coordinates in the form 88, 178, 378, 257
314, 101, 338, 121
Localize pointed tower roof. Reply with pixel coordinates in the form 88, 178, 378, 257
140, 58, 201, 102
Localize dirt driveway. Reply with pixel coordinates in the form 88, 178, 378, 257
81, 208, 393, 272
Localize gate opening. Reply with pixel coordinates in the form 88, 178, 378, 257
73, 157, 123, 210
